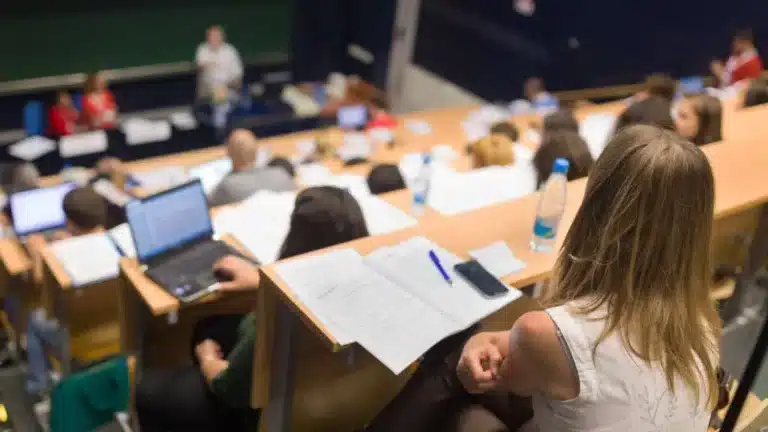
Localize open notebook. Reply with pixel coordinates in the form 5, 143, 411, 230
50, 233, 122, 287
274, 236, 520, 374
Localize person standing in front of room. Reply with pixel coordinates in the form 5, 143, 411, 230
81, 72, 118, 130
711, 29, 764, 88
196, 25, 243, 129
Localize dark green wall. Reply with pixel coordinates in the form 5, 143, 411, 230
0, 0, 292, 82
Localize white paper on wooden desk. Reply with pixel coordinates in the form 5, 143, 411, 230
295, 139, 317, 158
462, 120, 489, 142
297, 163, 332, 187
108, 223, 136, 257
59, 131, 108, 158
405, 120, 432, 136
50, 233, 121, 286
169, 111, 197, 130
357, 195, 417, 235
122, 118, 172, 146
131, 166, 188, 192
431, 145, 459, 163
8, 136, 56, 161
337, 132, 372, 162
328, 174, 370, 199
368, 127, 394, 143
92, 178, 133, 207
189, 158, 232, 194
579, 113, 617, 160
469, 241, 527, 278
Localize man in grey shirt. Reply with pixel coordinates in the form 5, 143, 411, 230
208, 129, 295, 207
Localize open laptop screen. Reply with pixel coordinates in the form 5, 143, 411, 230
10, 182, 77, 236
337, 104, 368, 129
125, 180, 213, 262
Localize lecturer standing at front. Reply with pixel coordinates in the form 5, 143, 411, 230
196, 26, 244, 128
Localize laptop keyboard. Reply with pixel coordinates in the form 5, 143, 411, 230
148, 241, 235, 294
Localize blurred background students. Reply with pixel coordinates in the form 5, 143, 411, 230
207, 129, 295, 207
472, 135, 515, 169
136, 186, 369, 432
532, 130, 594, 187
675, 93, 723, 146
711, 29, 764, 87
643, 73, 678, 103
743, 77, 768, 107
524, 77, 558, 110
81, 72, 117, 130
47, 91, 79, 137
196, 25, 243, 131
541, 109, 579, 134
266, 157, 296, 179
367, 164, 406, 195
614, 96, 676, 133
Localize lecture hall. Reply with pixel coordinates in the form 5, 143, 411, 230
0, 0, 766, 430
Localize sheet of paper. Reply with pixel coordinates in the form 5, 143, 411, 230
357, 195, 417, 235
91, 178, 133, 207
368, 127, 394, 143
297, 163, 332, 187
188, 158, 232, 194
337, 133, 372, 162
169, 111, 198, 130
295, 139, 317, 158
328, 174, 370, 198
50, 233, 121, 286
8, 136, 56, 161
462, 120, 489, 142
469, 241, 527, 278
365, 236, 521, 330
122, 118, 172, 146
108, 223, 136, 257
579, 113, 617, 159
59, 131, 108, 158
431, 145, 458, 163
405, 120, 432, 136
131, 166, 188, 192
275, 248, 457, 373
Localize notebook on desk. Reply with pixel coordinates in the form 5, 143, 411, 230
125, 180, 240, 303
9, 182, 77, 238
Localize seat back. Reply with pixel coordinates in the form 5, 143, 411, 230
23, 101, 44, 136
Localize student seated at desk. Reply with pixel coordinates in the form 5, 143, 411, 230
136, 186, 369, 432
472, 134, 515, 169
675, 93, 723, 146
541, 109, 578, 134
614, 96, 676, 134
743, 77, 768, 107
466, 122, 518, 156
711, 28, 764, 88
532, 131, 593, 187
634, 73, 677, 103
0, 163, 40, 227
25, 187, 108, 396
365, 125, 721, 432
81, 72, 117, 130
266, 157, 296, 179
47, 91, 80, 137
367, 164, 406, 195
207, 129, 295, 207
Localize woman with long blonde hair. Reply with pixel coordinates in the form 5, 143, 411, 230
367, 125, 721, 432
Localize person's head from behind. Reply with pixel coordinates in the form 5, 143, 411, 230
533, 130, 593, 186
675, 93, 722, 146
279, 186, 369, 259
732, 28, 755, 56
226, 129, 259, 171
207, 25, 225, 50
56, 91, 73, 108
4, 163, 40, 190
367, 164, 406, 195
645, 73, 678, 102
489, 121, 519, 146
614, 96, 675, 134
542, 109, 579, 134
546, 125, 720, 409
743, 77, 768, 107
524, 77, 545, 101
62, 187, 108, 236
84, 72, 107, 94
267, 157, 295, 178
473, 134, 515, 169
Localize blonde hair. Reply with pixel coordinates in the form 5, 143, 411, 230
543, 125, 721, 408
473, 136, 515, 168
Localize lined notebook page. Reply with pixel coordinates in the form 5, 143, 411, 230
50, 233, 121, 287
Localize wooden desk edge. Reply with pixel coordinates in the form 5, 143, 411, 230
38, 242, 73, 290
0, 238, 31, 276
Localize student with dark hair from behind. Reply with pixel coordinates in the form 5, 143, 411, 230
266, 157, 296, 178
136, 186, 369, 432
644, 73, 678, 102
368, 164, 406, 195
743, 77, 768, 107
532, 131, 594, 187
60, 187, 109, 237
675, 93, 723, 146
542, 109, 579, 134
614, 96, 676, 134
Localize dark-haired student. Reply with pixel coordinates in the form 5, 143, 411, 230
136, 186, 369, 432
541, 109, 579, 134
711, 28, 764, 87
367, 164, 406, 195
643, 73, 678, 102
365, 126, 719, 432
743, 78, 768, 107
26, 187, 109, 396
266, 157, 296, 178
614, 96, 676, 133
675, 93, 723, 146
532, 131, 593, 187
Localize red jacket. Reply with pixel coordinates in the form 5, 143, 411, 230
81, 91, 117, 130
48, 105, 79, 137
725, 50, 764, 85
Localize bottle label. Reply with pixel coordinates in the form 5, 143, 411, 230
533, 217, 556, 239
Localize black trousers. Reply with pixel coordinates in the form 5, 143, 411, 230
136, 315, 259, 432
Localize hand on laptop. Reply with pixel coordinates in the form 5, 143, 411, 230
213, 256, 260, 291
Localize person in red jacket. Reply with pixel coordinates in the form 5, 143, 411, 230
711, 29, 764, 87
81, 72, 118, 130
47, 91, 80, 137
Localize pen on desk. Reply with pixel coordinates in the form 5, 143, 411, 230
428, 250, 453, 286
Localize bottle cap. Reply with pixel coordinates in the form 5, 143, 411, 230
422, 153, 432, 164
553, 158, 570, 174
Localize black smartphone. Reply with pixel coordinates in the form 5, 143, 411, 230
454, 259, 510, 297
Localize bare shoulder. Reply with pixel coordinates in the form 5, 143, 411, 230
513, 311, 558, 345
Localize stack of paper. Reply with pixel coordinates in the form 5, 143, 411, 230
91, 178, 133, 207
109, 223, 136, 257
275, 236, 521, 373
8, 136, 56, 161
169, 111, 198, 130
357, 195, 417, 235
579, 113, 617, 159
59, 131, 108, 158
131, 166, 188, 193
122, 118, 172, 146
50, 233, 121, 287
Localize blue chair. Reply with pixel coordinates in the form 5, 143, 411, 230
71, 92, 83, 111
23, 101, 44, 136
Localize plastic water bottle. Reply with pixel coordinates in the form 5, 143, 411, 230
530, 158, 569, 252
411, 154, 432, 217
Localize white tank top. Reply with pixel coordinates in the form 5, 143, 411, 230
523, 302, 712, 432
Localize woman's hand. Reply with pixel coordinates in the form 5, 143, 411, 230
456, 333, 505, 393
195, 339, 222, 363
213, 255, 260, 291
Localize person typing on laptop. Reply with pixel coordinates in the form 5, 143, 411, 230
136, 186, 370, 431
207, 129, 296, 207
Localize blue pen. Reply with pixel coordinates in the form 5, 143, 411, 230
429, 250, 453, 286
